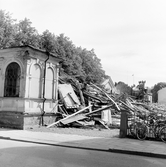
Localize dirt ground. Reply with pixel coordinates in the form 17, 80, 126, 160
24, 125, 119, 138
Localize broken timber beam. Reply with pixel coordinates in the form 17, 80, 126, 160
60, 114, 87, 125
85, 104, 113, 116
47, 105, 92, 128
61, 105, 114, 126
90, 83, 120, 111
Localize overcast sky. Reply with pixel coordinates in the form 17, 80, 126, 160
1, 0, 166, 87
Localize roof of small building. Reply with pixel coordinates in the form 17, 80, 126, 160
0, 45, 63, 62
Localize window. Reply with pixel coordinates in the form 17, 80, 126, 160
4, 62, 21, 97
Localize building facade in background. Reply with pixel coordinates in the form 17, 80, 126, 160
158, 87, 166, 104
101, 77, 119, 94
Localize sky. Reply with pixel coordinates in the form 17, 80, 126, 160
1, 0, 166, 88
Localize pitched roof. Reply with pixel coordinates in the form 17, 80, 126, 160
0, 45, 63, 62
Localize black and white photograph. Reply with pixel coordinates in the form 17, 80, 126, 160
0, 0, 166, 166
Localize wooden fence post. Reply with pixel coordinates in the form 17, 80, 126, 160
119, 110, 128, 138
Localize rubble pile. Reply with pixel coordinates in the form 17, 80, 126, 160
47, 74, 166, 130
149, 103, 166, 113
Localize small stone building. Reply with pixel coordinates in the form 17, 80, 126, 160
0, 45, 62, 129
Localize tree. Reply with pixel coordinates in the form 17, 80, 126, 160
40, 32, 105, 83
78, 48, 105, 84
13, 18, 40, 47
40, 30, 58, 52
116, 81, 132, 95
0, 10, 106, 85
0, 10, 16, 49
56, 34, 85, 78
151, 82, 166, 102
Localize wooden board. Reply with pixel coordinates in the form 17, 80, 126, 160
61, 114, 87, 125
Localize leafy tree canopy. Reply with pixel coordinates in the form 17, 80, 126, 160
13, 18, 40, 47
0, 10, 16, 49
115, 81, 132, 95
0, 10, 106, 84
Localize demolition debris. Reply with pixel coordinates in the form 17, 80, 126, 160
46, 73, 166, 138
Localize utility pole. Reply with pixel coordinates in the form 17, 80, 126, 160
132, 74, 134, 86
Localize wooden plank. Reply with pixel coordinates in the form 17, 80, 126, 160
119, 100, 135, 113
47, 105, 92, 128
98, 120, 110, 129
47, 105, 114, 128
85, 105, 113, 116
56, 106, 88, 126
93, 117, 110, 129
61, 114, 87, 125
90, 83, 120, 111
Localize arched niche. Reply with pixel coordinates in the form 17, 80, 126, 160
45, 67, 54, 99
29, 64, 41, 98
